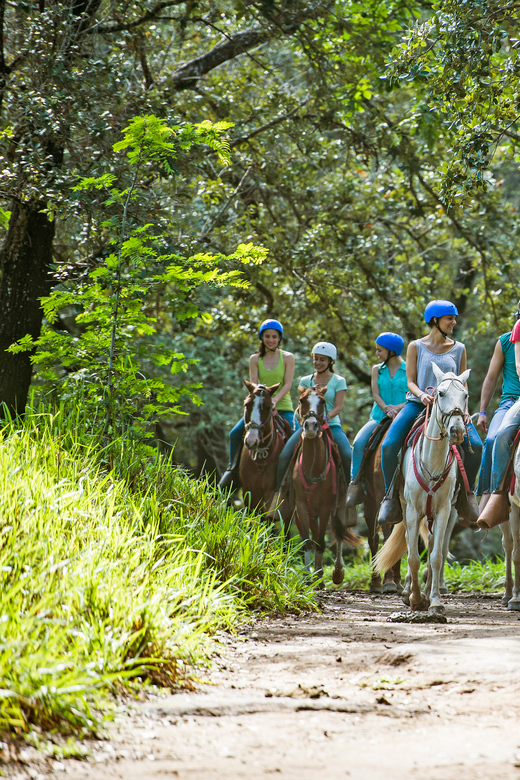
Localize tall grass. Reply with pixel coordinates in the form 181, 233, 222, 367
0, 407, 316, 739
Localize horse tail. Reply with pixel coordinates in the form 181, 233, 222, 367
373, 523, 407, 574
332, 514, 361, 548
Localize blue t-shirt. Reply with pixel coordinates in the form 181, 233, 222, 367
370, 362, 408, 422
299, 373, 347, 427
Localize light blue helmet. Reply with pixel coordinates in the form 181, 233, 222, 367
376, 332, 404, 356
424, 300, 458, 324
258, 319, 283, 339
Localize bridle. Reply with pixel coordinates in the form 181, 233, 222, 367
423, 378, 468, 443
298, 393, 331, 485
244, 388, 275, 461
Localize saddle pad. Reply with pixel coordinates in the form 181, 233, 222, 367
366, 415, 392, 453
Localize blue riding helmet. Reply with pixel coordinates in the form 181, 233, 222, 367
375, 332, 404, 357
424, 300, 458, 324
259, 319, 283, 339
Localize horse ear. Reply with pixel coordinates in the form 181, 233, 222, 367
314, 383, 327, 395
244, 379, 255, 393
458, 368, 471, 384
267, 383, 280, 396
431, 363, 445, 384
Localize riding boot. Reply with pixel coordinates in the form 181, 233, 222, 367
455, 489, 479, 528
477, 490, 511, 530
218, 444, 242, 492
377, 467, 403, 525
346, 479, 365, 508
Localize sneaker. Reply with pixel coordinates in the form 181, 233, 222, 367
346, 481, 365, 507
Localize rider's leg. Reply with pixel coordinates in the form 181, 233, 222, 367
277, 410, 295, 430
477, 397, 516, 496
379, 401, 423, 524
329, 425, 352, 485
276, 426, 302, 490
219, 418, 245, 489
490, 399, 520, 493
347, 419, 378, 506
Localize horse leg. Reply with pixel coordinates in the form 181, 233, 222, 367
382, 522, 399, 595
310, 512, 325, 587
502, 518, 514, 606
507, 504, 520, 610
439, 508, 458, 595
404, 507, 428, 611
428, 509, 452, 614
365, 498, 382, 594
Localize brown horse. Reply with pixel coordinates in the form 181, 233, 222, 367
292, 387, 359, 584
362, 433, 402, 594
239, 381, 291, 513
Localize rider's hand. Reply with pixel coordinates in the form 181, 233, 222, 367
384, 404, 400, 419
420, 391, 434, 406
477, 412, 488, 433
464, 411, 472, 425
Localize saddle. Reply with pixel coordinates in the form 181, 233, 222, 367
273, 410, 292, 442
366, 415, 393, 453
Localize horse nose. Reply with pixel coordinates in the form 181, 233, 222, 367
244, 430, 259, 449
449, 422, 465, 445
304, 420, 318, 437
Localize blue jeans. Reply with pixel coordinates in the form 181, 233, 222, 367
351, 419, 380, 480
477, 396, 518, 495
228, 411, 295, 465
276, 424, 352, 488
381, 400, 482, 492
489, 398, 520, 492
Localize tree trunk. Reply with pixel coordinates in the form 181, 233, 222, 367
0, 200, 55, 414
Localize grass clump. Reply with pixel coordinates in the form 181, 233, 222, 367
0, 409, 316, 740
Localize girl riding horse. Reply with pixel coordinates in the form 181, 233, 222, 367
378, 300, 482, 526
219, 319, 295, 490
347, 331, 407, 507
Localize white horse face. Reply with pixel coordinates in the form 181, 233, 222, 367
244, 392, 263, 449
432, 364, 470, 445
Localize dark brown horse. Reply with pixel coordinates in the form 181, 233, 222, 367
292, 387, 358, 584
363, 432, 402, 594
239, 381, 290, 513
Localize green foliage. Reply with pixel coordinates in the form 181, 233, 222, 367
9, 116, 267, 446
0, 405, 315, 738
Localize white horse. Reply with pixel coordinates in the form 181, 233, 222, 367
374, 365, 471, 614
501, 445, 520, 610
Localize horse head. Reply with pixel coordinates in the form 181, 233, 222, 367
242, 380, 279, 451
431, 364, 471, 445
298, 386, 326, 439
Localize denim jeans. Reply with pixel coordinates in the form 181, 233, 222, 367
477, 396, 518, 495
228, 410, 295, 466
489, 398, 520, 492
351, 419, 380, 480
276, 424, 352, 488
381, 400, 482, 492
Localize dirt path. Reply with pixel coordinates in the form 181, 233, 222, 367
10, 591, 520, 779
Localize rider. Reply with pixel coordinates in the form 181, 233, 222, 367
378, 300, 482, 526
478, 310, 520, 526
274, 342, 352, 489
219, 319, 295, 489
346, 332, 407, 507
476, 302, 520, 510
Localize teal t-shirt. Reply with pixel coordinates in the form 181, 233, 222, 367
299, 373, 347, 427
369, 361, 408, 422
499, 332, 520, 400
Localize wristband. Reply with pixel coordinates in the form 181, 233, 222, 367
478, 412, 487, 416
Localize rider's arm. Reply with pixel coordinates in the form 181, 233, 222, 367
328, 390, 346, 420
272, 352, 295, 407
406, 341, 432, 404
477, 339, 504, 432
371, 364, 386, 412
249, 353, 259, 384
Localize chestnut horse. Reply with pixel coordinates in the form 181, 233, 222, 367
363, 432, 403, 594
292, 387, 358, 584
239, 381, 291, 513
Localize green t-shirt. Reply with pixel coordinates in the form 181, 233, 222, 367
299, 373, 347, 427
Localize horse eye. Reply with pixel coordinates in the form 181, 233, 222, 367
438, 391, 445, 397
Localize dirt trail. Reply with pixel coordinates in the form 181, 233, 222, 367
10, 591, 520, 780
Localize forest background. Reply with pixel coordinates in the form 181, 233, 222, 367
1, 0, 519, 475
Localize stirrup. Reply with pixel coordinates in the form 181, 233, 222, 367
477, 490, 510, 530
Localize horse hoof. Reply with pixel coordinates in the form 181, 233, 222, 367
401, 592, 411, 607
382, 582, 397, 595
440, 586, 449, 595
395, 583, 404, 595
507, 598, 520, 611
410, 595, 429, 611
429, 604, 445, 615
370, 583, 383, 594
502, 593, 513, 607
332, 567, 345, 586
